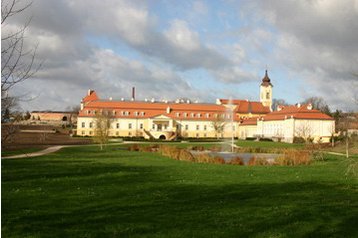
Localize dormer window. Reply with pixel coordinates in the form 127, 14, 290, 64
184, 113, 187, 117
141, 112, 145, 116
197, 113, 201, 118
121, 111, 125, 116
206, 113, 210, 118
175, 112, 180, 117
134, 111, 139, 116
191, 113, 195, 118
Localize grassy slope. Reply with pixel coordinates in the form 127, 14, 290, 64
2, 145, 357, 238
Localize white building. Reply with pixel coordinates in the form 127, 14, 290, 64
239, 104, 335, 143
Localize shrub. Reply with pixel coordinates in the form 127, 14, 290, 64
127, 144, 140, 151
248, 157, 269, 166
178, 149, 195, 162
191, 145, 205, 151
275, 149, 311, 166
229, 157, 244, 165
293, 137, 306, 143
195, 153, 212, 163
211, 156, 226, 164
194, 154, 225, 164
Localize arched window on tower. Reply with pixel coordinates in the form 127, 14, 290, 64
266, 92, 270, 99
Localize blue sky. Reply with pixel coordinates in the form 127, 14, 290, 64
4, 0, 358, 111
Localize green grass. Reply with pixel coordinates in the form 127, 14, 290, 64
2, 145, 357, 237
1, 147, 45, 157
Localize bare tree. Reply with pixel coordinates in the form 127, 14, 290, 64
301, 97, 331, 116
211, 115, 226, 139
2, 0, 41, 132
93, 110, 112, 150
2, 0, 40, 92
272, 98, 289, 111
295, 122, 313, 143
327, 123, 335, 148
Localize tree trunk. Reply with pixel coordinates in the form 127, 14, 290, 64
346, 135, 349, 159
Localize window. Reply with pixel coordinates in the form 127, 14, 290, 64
196, 125, 200, 130
116, 131, 119, 136
176, 112, 180, 117
89, 122, 93, 128
152, 124, 155, 130
121, 111, 125, 116
206, 113, 210, 118
87, 110, 91, 115
191, 113, 195, 118
128, 123, 132, 129
185, 125, 189, 130
116, 123, 120, 129
134, 111, 139, 116
140, 123, 143, 129
204, 133, 207, 137
81, 131, 85, 135
197, 113, 201, 118
164, 124, 167, 130
204, 125, 207, 131
184, 113, 187, 117
266, 92, 270, 99
141, 112, 145, 116
196, 133, 199, 138
113, 110, 116, 115
128, 132, 132, 136
89, 131, 92, 135
81, 122, 85, 128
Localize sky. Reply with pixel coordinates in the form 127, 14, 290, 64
3, 0, 358, 111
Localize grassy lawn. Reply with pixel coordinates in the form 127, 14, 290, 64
2, 145, 357, 237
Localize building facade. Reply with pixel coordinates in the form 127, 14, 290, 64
239, 104, 335, 143
76, 70, 334, 143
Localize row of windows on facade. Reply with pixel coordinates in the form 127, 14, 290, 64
81, 130, 210, 138
86, 110, 145, 116
86, 110, 233, 119
81, 122, 235, 131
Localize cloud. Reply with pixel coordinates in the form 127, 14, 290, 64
240, 0, 358, 110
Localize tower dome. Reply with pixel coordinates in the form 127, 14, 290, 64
261, 70, 273, 87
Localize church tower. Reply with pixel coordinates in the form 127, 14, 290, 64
260, 70, 273, 110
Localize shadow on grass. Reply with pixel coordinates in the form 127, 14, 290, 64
2, 153, 358, 238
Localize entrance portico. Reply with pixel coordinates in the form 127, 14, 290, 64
146, 115, 177, 140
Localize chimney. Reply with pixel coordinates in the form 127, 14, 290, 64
132, 87, 135, 101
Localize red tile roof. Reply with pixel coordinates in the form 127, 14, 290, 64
79, 90, 270, 121
262, 104, 333, 121
82, 90, 99, 103
79, 93, 242, 121
219, 99, 270, 114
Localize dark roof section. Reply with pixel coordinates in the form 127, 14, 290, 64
261, 70, 273, 87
